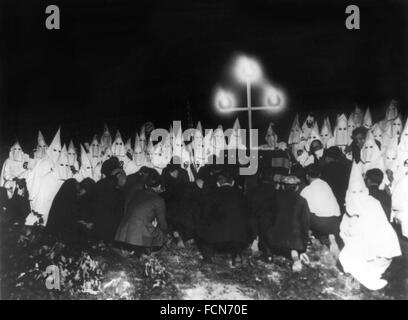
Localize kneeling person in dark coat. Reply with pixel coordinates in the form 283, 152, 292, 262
197, 169, 251, 267
265, 176, 310, 272
114, 171, 168, 256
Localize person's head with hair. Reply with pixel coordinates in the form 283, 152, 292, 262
310, 139, 323, 154
101, 156, 121, 178
364, 168, 384, 187
352, 126, 368, 150
305, 163, 321, 184
145, 170, 163, 193
282, 175, 301, 192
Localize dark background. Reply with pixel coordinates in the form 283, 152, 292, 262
1, 0, 407, 156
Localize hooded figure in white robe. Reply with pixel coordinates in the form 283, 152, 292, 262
0, 141, 29, 186
384, 137, 399, 175
379, 100, 399, 132
260, 122, 278, 150
361, 131, 384, 173
332, 114, 348, 151
350, 105, 364, 128
288, 114, 302, 147
100, 124, 112, 153
88, 135, 101, 168
139, 127, 147, 151
150, 142, 166, 174
34, 130, 48, 160
26, 128, 62, 222
74, 144, 95, 182
120, 137, 138, 175
339, 161, 401, 290
363, 107, 373, 129
300, 114, 315, 141
133, 135, 148, 170
371, 124, 384, 146
192, 122, 207, 171
67, 140, 79, 171
26, 130, 71, 226
212, 125, 226, 158
111, 130, 127, 163
320, 117, 333, 148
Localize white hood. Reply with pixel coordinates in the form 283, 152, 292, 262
57, 144, 72, 181
333, 114, 348, 146
363, 107, 372, 129
35, 130, 48, 159
320, 117, 333, 148
46, 127, 62, 164
265, 122, 278, 149
100, 124, 112, 151
288, 114, 301, 145
111, 130, 126, 158
361, 131, 384, 172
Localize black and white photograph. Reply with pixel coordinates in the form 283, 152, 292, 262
0, 0, 407, 302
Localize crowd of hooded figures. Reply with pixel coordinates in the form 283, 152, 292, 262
1, 99, 408, 292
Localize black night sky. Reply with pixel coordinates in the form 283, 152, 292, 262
0, 0, 407, 155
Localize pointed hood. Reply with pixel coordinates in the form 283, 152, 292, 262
385, 100, 399, 121
133, 137, 147, 167
351, 105, 364, 127
46, 127, 62, 163
111, 130, 125, 157
333, 114, 348, 146
67, 140, 77, 166
100, 124, 112, 151
391, 115, 403, 138
139, 126, 147, 149
363, 107, 372, 129
320, 118, 333, 148
346, 161, 369, 216
301, 113, 315, 140
37, 130, 47, 148
89, 134, 101, 160
9, 141, 24, 162
361, 131, 384, 171
56, 144, 71, 180
384, 136, 399, 172
79, 144, 94, 179
265, 122, 278, 148
371, 123, 383, 144
212, 125, 225, 152
347, 114, 356, 145
288, 114, 301, 145
146, 137, 154, 158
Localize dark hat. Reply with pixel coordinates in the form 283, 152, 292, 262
101, 156, 121, 176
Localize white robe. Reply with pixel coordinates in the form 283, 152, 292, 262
25, 158, 63, 226
0, 158, 28, 186
391, 174, 408, 238
339, 194, 401, 290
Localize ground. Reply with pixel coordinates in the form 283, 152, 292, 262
1, 223, 407, 300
